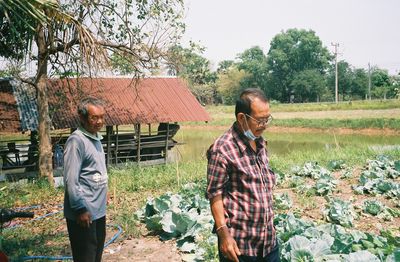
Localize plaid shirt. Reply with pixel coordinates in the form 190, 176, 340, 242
206, 123, 276, 257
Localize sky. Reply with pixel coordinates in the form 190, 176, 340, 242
182, 0, 400, 75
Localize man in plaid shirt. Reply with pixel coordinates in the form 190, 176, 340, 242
206, 88, 279, 262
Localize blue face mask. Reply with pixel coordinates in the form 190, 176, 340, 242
242, 117, 259, 141
244, 129, 258, 141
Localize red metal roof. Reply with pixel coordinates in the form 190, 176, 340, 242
1, 77, 210, 132
0, 79, 21, 132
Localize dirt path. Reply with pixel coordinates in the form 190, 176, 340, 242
103, 236, 181, 262
272, 108, 400, 119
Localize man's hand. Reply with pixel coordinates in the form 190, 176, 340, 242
107, 192, 111, 204
210, 195, 241, 261
217, 226, 241, 262
77, 211, 91, 228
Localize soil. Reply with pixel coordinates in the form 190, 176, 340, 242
275, 168, 400, 237
101, 166, 399, 262
103, 236, 182, 262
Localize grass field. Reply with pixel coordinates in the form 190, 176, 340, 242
183, 100, 400, 130
205, 99, 400, 114
0, 100, 399, 261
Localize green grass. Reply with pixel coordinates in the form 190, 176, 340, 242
1, 145, 399, 259
271, 99, 400, 112
270, 144, 400, 173
0, 161, 207, 259
1, 213, 70, 259
1, 99, 400, 259
0, 179, 63, 208
207, 99, 400, 113
184, 100, 400, 130
272, 118, 400, 129
184, 117, 400, 130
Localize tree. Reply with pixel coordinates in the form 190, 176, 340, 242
110, 52, 136, 75
290, 69, 325, 102
236, 46, 268, 94
327, 60, 353, 101
1, 0, 184, 185
351, 68, 368, 99
390, 75, 400, 99
266, 28, 331, 102
217, 60, 235, 74
371, 68, 391, 87
189, 83, 217, 105
166, 44, 216, 85
0, 67, 12, 77
216, 66, 249, 104
371, 68, 391, 99
165, 43, 217, 104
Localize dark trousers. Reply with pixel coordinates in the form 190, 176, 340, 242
218, 241, 280, 262
66, 216, 106, 262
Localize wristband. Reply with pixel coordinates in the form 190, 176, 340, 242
216, 224, 227, 232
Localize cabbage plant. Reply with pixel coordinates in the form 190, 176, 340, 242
274, 192, 293, 210
323, 198, 356, 228
363, 199, 384, 216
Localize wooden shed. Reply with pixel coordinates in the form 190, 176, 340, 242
0, 77, 210, 174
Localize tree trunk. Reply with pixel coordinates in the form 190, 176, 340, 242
36, 25, 54, 186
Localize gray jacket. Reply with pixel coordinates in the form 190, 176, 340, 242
63, 128, 108, 221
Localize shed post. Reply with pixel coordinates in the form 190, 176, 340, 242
136, 124, 141, 163
115, 125, 119, 164
164, 123, 170, 162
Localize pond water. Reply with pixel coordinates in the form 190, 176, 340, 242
171, 127, 400, 162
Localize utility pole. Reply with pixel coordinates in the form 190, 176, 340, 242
331, 43, 339, 104
368, 62, 372, 100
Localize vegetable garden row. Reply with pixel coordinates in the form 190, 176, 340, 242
137, 155, 400, 261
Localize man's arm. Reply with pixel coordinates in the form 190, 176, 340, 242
210, 195, 241, 262
64, 136, 91, 227
207, 149, 241, 261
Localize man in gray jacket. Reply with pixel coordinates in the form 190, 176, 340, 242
64, 97, 107, 262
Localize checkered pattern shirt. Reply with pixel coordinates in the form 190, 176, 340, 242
206, 123, 276, 257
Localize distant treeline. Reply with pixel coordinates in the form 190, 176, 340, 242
166, 29, 400, 105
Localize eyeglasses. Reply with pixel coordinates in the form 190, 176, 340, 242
88, 115, 105, 122
245, 114, 273, 126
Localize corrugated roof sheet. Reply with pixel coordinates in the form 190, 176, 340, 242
12, 79, 38, 131
0, 77, 210, 132
0, 78, 23, 132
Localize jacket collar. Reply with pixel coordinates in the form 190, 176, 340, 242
78, 126, 103, 141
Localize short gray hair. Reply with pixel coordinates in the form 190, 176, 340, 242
235, 88, 268, 117
78, 96, 105, 118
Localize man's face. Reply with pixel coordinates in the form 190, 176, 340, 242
239, 98, 271, 138
80, 104, 105, 135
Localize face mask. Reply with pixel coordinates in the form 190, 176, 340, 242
242, 117, 259, 141
244, 129, 258, 141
